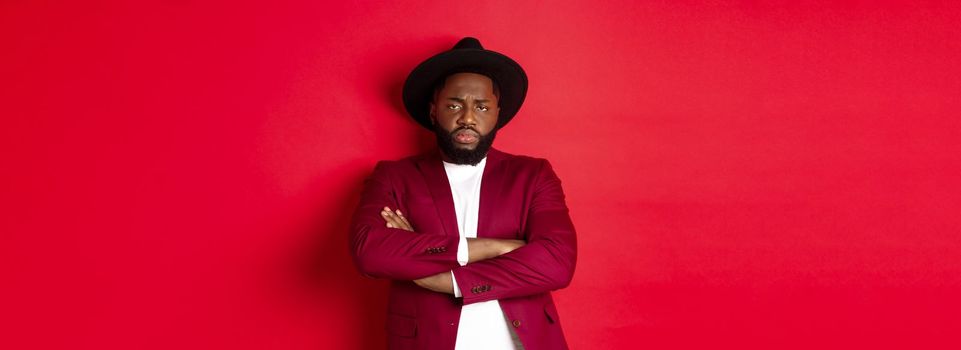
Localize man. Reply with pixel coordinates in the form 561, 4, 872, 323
349, 37, 577, 350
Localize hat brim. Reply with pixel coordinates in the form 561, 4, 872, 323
403, 48, 527, 130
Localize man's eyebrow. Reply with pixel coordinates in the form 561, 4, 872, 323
445, 97, 492, 103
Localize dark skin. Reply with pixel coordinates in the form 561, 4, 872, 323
430, 72, 500, 161
379, 73, 526, 294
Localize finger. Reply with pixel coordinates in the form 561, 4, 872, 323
381, 210, 393, 222
384, 209, 411, 230
382, 213, 409, 231
395, 210, 414, 230
382, 214, 399, 226
390, 209, 410, 228
381, 210, 398, 225
382, 209, 398, 220
380, 208, 414, 231
381, 208, 400, 220
391, 216, 412, 231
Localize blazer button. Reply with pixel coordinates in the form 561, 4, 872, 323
512, 320, 522, 328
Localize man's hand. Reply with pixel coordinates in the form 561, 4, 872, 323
381, 207, 413, 231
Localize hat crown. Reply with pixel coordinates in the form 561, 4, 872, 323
403, 37, 526, 131
453, 37, 483, 50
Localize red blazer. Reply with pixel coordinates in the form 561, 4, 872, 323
349, 147, 577, 350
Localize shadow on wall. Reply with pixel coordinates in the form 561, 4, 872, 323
292, 36, 451, 348
291, 118, 437, 349
293, 162, 389, 349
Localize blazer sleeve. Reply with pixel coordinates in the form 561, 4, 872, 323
349, 161, 461, 280
452, 159, 577, 305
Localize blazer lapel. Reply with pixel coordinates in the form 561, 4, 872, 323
416, 150, 459, 237
478, 148, 505, 239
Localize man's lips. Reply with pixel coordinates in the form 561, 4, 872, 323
453, 129, 479, 144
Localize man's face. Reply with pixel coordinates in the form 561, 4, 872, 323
429, 72, 500, 165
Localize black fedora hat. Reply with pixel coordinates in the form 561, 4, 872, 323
402, 37, 528, 131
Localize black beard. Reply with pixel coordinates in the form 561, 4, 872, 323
433, 124, 497, 166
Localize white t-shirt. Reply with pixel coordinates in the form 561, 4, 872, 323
443, 157, 519, 350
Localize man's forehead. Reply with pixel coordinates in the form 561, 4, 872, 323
445, 96, 494, 103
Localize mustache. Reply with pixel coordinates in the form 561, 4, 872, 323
452, 126, 479, 135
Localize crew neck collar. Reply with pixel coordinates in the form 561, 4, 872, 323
442, 156, 488, 168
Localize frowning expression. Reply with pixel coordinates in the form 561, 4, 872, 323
429, 72, 500, 150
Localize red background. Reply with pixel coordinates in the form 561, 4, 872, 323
3, 1, 960, 349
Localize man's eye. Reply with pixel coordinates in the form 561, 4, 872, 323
477, 106, 489, 111
447, 105, 461, 110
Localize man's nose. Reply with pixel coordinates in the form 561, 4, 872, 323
458, 107, 477, 126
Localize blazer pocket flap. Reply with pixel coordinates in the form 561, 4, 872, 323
386, 314, 417, 338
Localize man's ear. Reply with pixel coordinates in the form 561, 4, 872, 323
428, 102, 436, 124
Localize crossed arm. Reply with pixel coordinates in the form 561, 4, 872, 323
379, 207, 525, 294
349, 160, 576, 304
